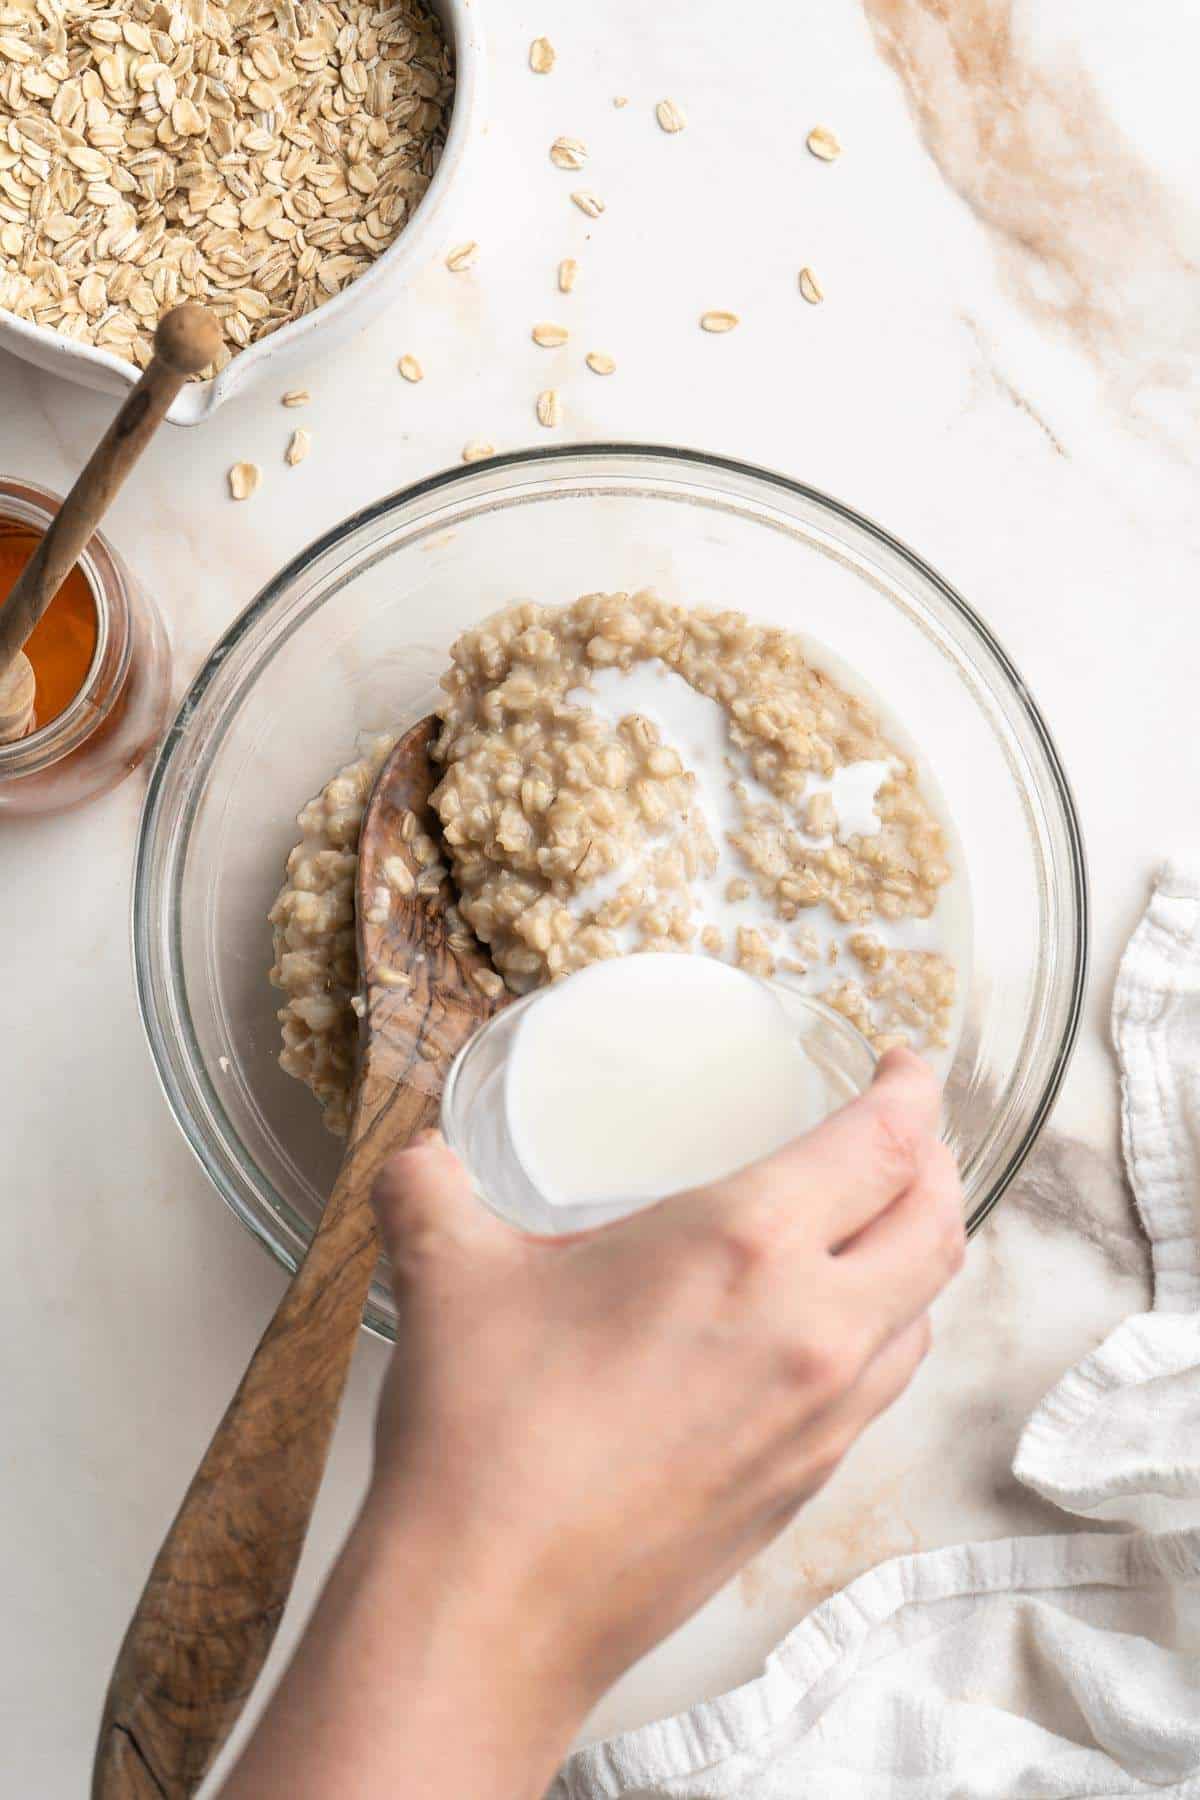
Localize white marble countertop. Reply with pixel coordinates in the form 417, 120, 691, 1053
4, 0, 1193, 1789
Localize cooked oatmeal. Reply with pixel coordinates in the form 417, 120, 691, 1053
270, 591, 964, 1135
269, 731, 395, 1136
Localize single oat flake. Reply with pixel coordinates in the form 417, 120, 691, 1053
532, 321, 569, 348
550, 136, 588, 171
446, 241, 480, 272
536, 388, 563, 428
613, 95, 629, 108
462, 439, 496, 463
286, 428, 311, 466
282, 390, 310, 408
806, 125, 841, 162
700, 310, 739, 333
529, 36, 555, 73
586, 351, 616, 375
655, 98, 687, 134
398, 354, 425, 382
229, 462, 261, 501
570, 190, 605, 218
558, 258, 579, 293
798, 267, 824, 305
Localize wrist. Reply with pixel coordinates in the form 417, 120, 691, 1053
348, 1478, 597, 1765
225, 1487, 592, 1800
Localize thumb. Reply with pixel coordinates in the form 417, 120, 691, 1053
370, 1131, 519, 1273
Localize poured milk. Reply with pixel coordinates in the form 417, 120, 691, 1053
565, 661, 973, 1071
504, 956, 829, 1207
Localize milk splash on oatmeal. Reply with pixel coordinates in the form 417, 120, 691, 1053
432, 591, 970, 1057
549, 658, 969, 1057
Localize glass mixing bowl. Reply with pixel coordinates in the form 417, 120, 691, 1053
134, 446, 1088, 1338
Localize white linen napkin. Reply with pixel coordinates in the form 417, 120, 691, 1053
552, 864, 1200, 1799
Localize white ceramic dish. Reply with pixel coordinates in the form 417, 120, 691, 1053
0, 0, 483, 427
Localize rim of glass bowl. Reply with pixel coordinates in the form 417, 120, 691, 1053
133, 444, 1089, 1336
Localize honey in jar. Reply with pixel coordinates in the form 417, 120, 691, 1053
0, 478, 172, 817
0, 524, 99, 730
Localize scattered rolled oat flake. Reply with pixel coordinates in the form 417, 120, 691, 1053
550, 135, 589, 170
798, 267, 824, 305
806, 125, 842, 162
586, 351, 617, 375
700, 310, 740, 333
282, 389, 310, 407
462, 439, 496, 463
398, 354, 425, 383
655, 98, 687, 133
571, 190, 605, 218
613, 95, 629, 108
446, 240, 480, 272
558, 258, 579, 293
228, 462, 261, 501
532, 321, 569, 348
285, 428, 311, 467
536, 388, 563, 428
529, 36, 555, 73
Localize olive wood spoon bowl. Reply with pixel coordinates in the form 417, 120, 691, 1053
92, 716, 508, 1798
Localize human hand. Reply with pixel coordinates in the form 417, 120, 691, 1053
366, 1047, 963, 1710
223, 1048, 963, 1800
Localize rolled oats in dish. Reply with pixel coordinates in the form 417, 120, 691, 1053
270, 591, 969, 1135
0, 0, 453, 376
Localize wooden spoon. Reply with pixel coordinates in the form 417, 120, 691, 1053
0, 303, 221, 746
92, 716, 509, 1798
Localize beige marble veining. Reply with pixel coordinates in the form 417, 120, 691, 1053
865, 0, 1200, 463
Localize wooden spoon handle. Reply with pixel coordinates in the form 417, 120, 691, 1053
0, 304, 220, 678
91, 1142, 383, 1800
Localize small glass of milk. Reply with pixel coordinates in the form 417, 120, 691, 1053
440, 954, 877, 1234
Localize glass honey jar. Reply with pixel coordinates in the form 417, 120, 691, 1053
0, 476, 171, 816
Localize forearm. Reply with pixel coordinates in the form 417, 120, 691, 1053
221, 1490, 588, 1800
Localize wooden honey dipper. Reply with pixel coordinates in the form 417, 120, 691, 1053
0, 304, 221, 746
